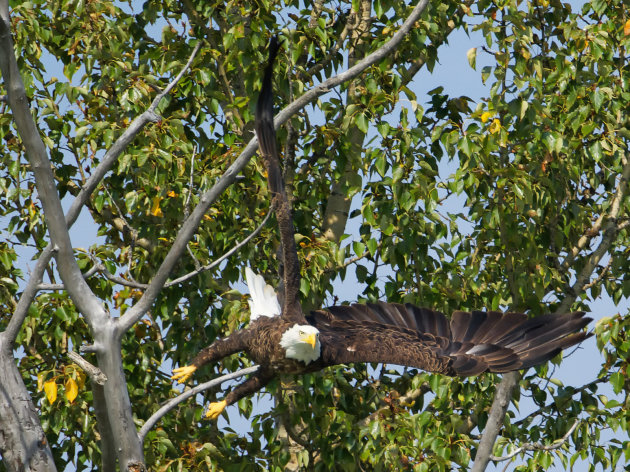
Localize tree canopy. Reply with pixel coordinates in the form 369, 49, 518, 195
1, 0, 629, 471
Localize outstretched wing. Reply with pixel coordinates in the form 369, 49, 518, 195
246, 267, 281, 320
307, 302, 592, 376
255, 37, 304, 322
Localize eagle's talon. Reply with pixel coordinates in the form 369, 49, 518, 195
205, 400, 227, 420
172, 365, 197, 383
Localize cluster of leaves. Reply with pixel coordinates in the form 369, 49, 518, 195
2, 0, 630, 470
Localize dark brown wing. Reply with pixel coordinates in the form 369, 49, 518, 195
255, 37, 304, 323
307, 302, 592, 376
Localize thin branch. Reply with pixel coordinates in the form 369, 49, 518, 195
490, 419, 580, 462
560, 212, 605, 271
323, 249, 370, 274
561, 158, 630, 272
582, 258, 613, 291
36, 264, 100, 291
68, 351, 107, 385
117, 0, 433, 334
4, 245, 53, 342
137, 365, 260, 443
167, 211, 272, 286
511, 376, 608, 429
53, 212, 272, 292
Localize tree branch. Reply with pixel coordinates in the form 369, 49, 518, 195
490, 419, 580, 462
67, 351, 107, 385
117, 0, 432, 334
137, 365, 260, 443
166, 210, 272, 287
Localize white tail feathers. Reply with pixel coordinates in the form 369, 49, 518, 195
245, 267, 281, 320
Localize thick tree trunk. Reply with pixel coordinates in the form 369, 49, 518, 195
0, 337, 57, 472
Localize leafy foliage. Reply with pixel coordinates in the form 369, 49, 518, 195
1, 0, 630, 471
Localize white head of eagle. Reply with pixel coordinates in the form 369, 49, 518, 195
246, 267, 321, 364
280, 324, 321, 364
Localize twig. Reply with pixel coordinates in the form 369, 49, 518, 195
582, 258, 613, 291
323, 249, 370, 274
36, 265, 100, 291
166, 211, 272, 286
68, 351, 107, 385
184, 145, 197, 219
137, 365, 260, 443
489, 419, 580, 462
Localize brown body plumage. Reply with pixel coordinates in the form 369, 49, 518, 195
172, 37, 592, 419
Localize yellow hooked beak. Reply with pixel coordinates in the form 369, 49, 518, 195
302, 333, 317, 349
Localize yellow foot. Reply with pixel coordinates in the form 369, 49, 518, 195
171, 365, 197, 383
205, 400, 227, 420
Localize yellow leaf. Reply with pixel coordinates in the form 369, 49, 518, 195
37, 373, 45, 392
625, 19, 630, 36
65, 377, 78, 403
44, 380, 57, 404
481, 111, 493, 123
489, 118, 501, 134
167, 190, 176, 197
76, 371, 86, 390
150, 196, 163, 217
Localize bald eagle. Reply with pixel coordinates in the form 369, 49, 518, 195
172, 38, 592, 420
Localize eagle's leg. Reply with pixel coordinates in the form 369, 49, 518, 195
205, 370, 273, 420
172, 334, 245, 383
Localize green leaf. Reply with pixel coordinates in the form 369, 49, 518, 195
355, 112, 369, 133
610, 372, 624, 394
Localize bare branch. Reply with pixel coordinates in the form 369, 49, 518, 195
68, 351, 107, 385
0, 2, 106, 324
3, 31, 201, 343
490, 419, 580, 462
167, 211, 272, 286
137, 365, 260, 443
118, 0, 432, 334
4, 246, 53, 343
582, 258, 613, 291
36, 265, 100, 291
